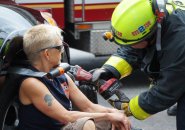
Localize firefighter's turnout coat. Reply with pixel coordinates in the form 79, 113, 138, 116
103, 8, 185, 129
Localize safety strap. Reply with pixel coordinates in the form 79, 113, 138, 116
0, 67, 47, 78
155, 0, 166, 51
156, 23, 162, 51
0, 62, 71, 78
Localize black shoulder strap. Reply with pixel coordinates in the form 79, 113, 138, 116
0, 67, 47, 78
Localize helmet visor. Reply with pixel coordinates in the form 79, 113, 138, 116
112, 25, 157, 46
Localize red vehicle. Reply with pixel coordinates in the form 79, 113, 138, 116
15, 0, 121, 70
16, 0, 120, 31
0, 1, 125, 130
0, 1, 145, 130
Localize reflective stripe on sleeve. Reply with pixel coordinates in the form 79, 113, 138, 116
166, 3, 174, 14
104, 56, 132, 78
166, 0, 185, 14
129, 96, 151, 120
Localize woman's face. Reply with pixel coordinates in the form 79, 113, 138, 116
47, 40, 64, 67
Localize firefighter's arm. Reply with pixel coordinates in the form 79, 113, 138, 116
108, 91, 151, 119
117, 68, 185, 120
92, 46, 144, 82
103, 55, 133, 79
92, 55, 133, 82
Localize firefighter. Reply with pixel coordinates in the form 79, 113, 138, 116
92, 0, 185, 129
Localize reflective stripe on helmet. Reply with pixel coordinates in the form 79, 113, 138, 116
112, 25, 157, 46
129, 96, 151, 120
104, 56, 132, 78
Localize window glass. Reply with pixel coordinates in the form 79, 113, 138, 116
0, 6, 32, 45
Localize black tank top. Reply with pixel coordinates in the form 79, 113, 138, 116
18, 70, 72, 130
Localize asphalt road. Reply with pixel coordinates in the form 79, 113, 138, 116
97, 72, 176, 130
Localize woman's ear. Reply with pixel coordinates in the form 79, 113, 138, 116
43, 49, 50, 60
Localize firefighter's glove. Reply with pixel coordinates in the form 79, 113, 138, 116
91, 68, 113, 82
108, 90, 132, 117
69, 65, 92, 81
98, 78, 121, 100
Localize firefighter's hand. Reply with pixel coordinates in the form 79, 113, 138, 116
91, 68, 113, 82
108, 90, 132, 117
69, 65, 92, 81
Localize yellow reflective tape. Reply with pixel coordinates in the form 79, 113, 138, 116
166, 3, 174, 14
166, 0, 185, 14
22, 4, 64, 9
171, 0, 185, 10
129, 96, 151, 120
75, 4, 118, 10
104, 56, 132, 78
22, 3, 118, 10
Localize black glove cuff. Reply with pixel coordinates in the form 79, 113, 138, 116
103, 65, 121, 79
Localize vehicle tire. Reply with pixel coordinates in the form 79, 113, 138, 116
1, 100, 19, 130
0, 75, 20, 130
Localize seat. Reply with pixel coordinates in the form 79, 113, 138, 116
0, 34, 98, 130
0, 35, 28, 130
0, 35, 71, 130
0, 35, 44, 130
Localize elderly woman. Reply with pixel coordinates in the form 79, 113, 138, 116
17, 24, 131, 130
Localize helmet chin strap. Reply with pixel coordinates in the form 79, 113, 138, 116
156, 23, 162, 51
154, 0, 166, 51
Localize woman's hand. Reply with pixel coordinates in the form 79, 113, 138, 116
108, 112, 131, 130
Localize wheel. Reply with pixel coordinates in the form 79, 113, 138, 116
1, 100, 19, 130
0, 95, 19, 130
0, 75, 20, 130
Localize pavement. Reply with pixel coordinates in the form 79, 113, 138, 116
97, 71, 176, 130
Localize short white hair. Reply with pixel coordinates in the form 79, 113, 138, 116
23, 24, 63, 61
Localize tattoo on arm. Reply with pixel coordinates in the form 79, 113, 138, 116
44, 94, 53, 106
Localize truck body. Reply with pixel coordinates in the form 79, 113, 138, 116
15, 0, 120, 60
